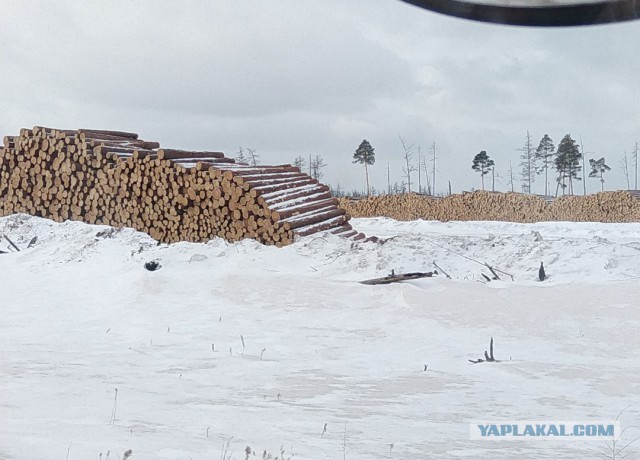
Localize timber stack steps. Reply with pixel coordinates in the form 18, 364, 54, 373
0, 126, 366, 246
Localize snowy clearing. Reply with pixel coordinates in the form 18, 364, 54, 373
1, 214, 640, 459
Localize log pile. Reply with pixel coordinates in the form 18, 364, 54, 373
339, 191, 640, 223
0, 126, 358, 246
546, 191, 639, 222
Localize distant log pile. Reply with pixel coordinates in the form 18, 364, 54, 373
545, 191, 640, 222
0, 126, 360, 246
338, 191, 640, 223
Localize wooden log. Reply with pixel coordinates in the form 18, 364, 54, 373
359, 271, 436, 285
271, 198, 339, 220
281, 206, 346, 231
294, 214, 350, 236
219, 165, 299, 175
3, 136, 17, 148
79, 129, 138, 140
86, 139, 161, 150
92, 146, 156, 157
34, 126, 77, 137
157, 149, 226, 160
233, 171, 303, 182
269, 190, 333, 210
253, 178, 318, 196
329, 224, 355, 235
239, 174, 310, 188
172, 157, 236, 167
261, 184, 330, 205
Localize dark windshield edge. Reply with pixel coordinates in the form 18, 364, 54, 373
399, 0, 640, 26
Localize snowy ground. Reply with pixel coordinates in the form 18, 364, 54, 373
1, 214, 640, 460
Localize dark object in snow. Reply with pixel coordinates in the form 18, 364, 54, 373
485, 263, 500, 280
0, 249, 7, 254
539, 262, 546, 281
480, 264, 500, 282
1, 233, 20, 252
469, 337, 498, 364
359, 271, 437, 285
27, 236, 38, 248
96, 228, 122, 239
144, 260, 161, 271
433, 261, 451, 279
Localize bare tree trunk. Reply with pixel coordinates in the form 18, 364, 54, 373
518, 131, 535, 194
431, 142, 437, 196
424, 162, 432, 195
417, 147, 422, 193
580, 139, 587, 196
364, 162, 370, 196
492, 167, 495, 192
508, 162, 515, 192
544, 162, 548, 196
582, 154, 586, 195
399, 136, 415, 193
621, 152, 631, 190
527, 131, 532, 193
635, 142, 639, 190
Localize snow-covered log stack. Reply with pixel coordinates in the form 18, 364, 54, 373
339, 191, 640, 223
0, 126, 357, 246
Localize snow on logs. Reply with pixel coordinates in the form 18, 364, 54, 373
338, 190, 640, 223
0, 127, 355, 246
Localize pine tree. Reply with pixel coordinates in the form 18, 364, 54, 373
535, 134, 555, 196
471, 151, 495, 191
588, 157, 611, 192
353, 140, 375, 196
555, 134, 582, 195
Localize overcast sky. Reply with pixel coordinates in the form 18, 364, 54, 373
2, 0, 639, 195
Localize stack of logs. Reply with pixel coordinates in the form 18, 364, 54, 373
546, 191, 640, 222
339, 190, 640, 223
0, 126, 360, 246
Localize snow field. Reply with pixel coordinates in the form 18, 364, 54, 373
1, 214, 640, 459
